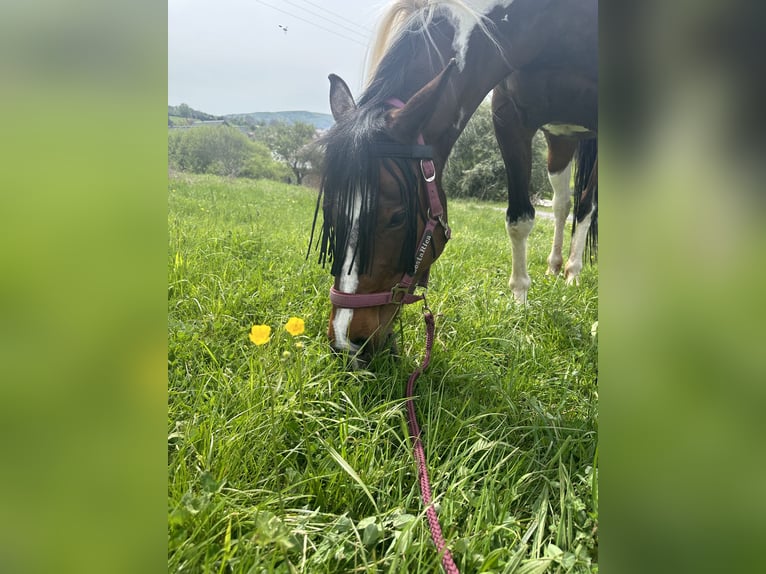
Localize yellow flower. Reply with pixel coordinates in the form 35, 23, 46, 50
284, 317, 305, 337
249, 324, 271, 345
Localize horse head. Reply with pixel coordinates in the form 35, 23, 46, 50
314, 61, 457, 366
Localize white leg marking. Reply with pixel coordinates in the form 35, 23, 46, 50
546, 163, 572, 275
332, 190, 362, 350
506, 217, 534, 303
565, 205, 595, 285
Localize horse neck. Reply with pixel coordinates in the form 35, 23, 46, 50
367, 0, 596, 160
365, 4, 513, 160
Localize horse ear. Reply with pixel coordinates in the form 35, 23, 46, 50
388, 59, 457, 143
328, 74, 356, 121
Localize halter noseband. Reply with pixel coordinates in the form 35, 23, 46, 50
329, 98, 451, 309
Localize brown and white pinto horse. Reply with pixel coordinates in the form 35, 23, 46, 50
312, 0, 597, 363
494, 87, 598, 303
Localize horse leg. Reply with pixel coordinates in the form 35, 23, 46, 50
565, 139, 598, 284
492, 85, 535, 303
544, 133, 577, 275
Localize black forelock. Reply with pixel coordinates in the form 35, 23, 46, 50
308, 104, 422, 278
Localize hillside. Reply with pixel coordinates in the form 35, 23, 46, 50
168, 104, 223, 122
169, 104, 334, 130
224, 110, 334, 130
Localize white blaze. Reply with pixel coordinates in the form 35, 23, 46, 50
332, 189, 362, 350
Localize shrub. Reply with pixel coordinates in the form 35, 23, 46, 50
168, 125, 288, 180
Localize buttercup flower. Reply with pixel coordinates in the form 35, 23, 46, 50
249, 324, 271, 345
284, 317, 305, 337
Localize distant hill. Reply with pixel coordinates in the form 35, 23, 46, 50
169, 104, 334, 130
224, 111, 334, 130
168, 104, 223, 123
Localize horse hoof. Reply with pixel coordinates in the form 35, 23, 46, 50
564, 272, 581, 286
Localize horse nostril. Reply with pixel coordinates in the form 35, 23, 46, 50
350, 338, 368, 348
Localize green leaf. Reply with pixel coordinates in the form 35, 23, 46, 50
357, 516, 377, 529
362, 521, 383, 547
546, 543, 564, 559
392, 513, 416, 528
560, 551, 577, 569
334, 515, 353, 533
516, 557, 554, 574
200, 471, 221, 493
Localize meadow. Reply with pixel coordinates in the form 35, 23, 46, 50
168, 173, 598, 573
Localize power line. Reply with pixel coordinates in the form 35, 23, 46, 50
289, 0, 374, 34
283, 0, 369, 40
255, 0, 368, 47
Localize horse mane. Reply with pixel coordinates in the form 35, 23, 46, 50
365, 0, 501, 87
366, 0, 432, 85
311, 1, 502, 278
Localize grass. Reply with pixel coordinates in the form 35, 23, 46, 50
168, 173, 598, 573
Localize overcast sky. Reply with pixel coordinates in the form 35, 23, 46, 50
168, 0, 385, 116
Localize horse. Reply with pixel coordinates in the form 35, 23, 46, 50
497, 118, 598, 303
311, 0, 597, 363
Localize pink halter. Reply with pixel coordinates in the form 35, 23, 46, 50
329, 98, 451, 309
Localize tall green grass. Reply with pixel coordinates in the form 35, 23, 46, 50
168, 174, 598, 573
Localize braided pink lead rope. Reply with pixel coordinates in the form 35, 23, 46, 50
405, 309, 460, 574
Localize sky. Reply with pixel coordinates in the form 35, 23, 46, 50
168, 0, 386, 116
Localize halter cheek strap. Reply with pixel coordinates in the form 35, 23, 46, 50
328, 98, 451, 309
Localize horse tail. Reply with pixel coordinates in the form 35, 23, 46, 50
572, 137, 598, 263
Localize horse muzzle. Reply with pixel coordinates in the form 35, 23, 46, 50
328, 312, 398, 369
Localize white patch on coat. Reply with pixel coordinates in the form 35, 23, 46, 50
542, 123, 592, 137
565, 204, 595, 285
447, 1, 516, 68
454, 107, 466, 131
332, 189, 362, 349
546, 162, 573, 275
506, 216, 534, 303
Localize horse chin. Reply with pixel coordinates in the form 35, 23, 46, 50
331, 332, 398, 370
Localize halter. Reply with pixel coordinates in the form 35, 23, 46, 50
329, 98, 452, 309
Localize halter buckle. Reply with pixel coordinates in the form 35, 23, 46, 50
390, 284, 411, 304
420, 159, 436, 183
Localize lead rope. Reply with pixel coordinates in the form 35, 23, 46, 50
405, 304, 460, 574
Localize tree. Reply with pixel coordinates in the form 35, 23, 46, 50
444, 102, 550, 202
253, 121, 318, 185
239, 141, 292, 181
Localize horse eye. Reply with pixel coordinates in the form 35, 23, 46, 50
387, 211, 407, 228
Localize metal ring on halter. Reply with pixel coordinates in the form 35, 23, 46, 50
438, 215, 452, 239
390, 284, 411, 304
420, 159, 436, 183
420, 292, 431, 314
